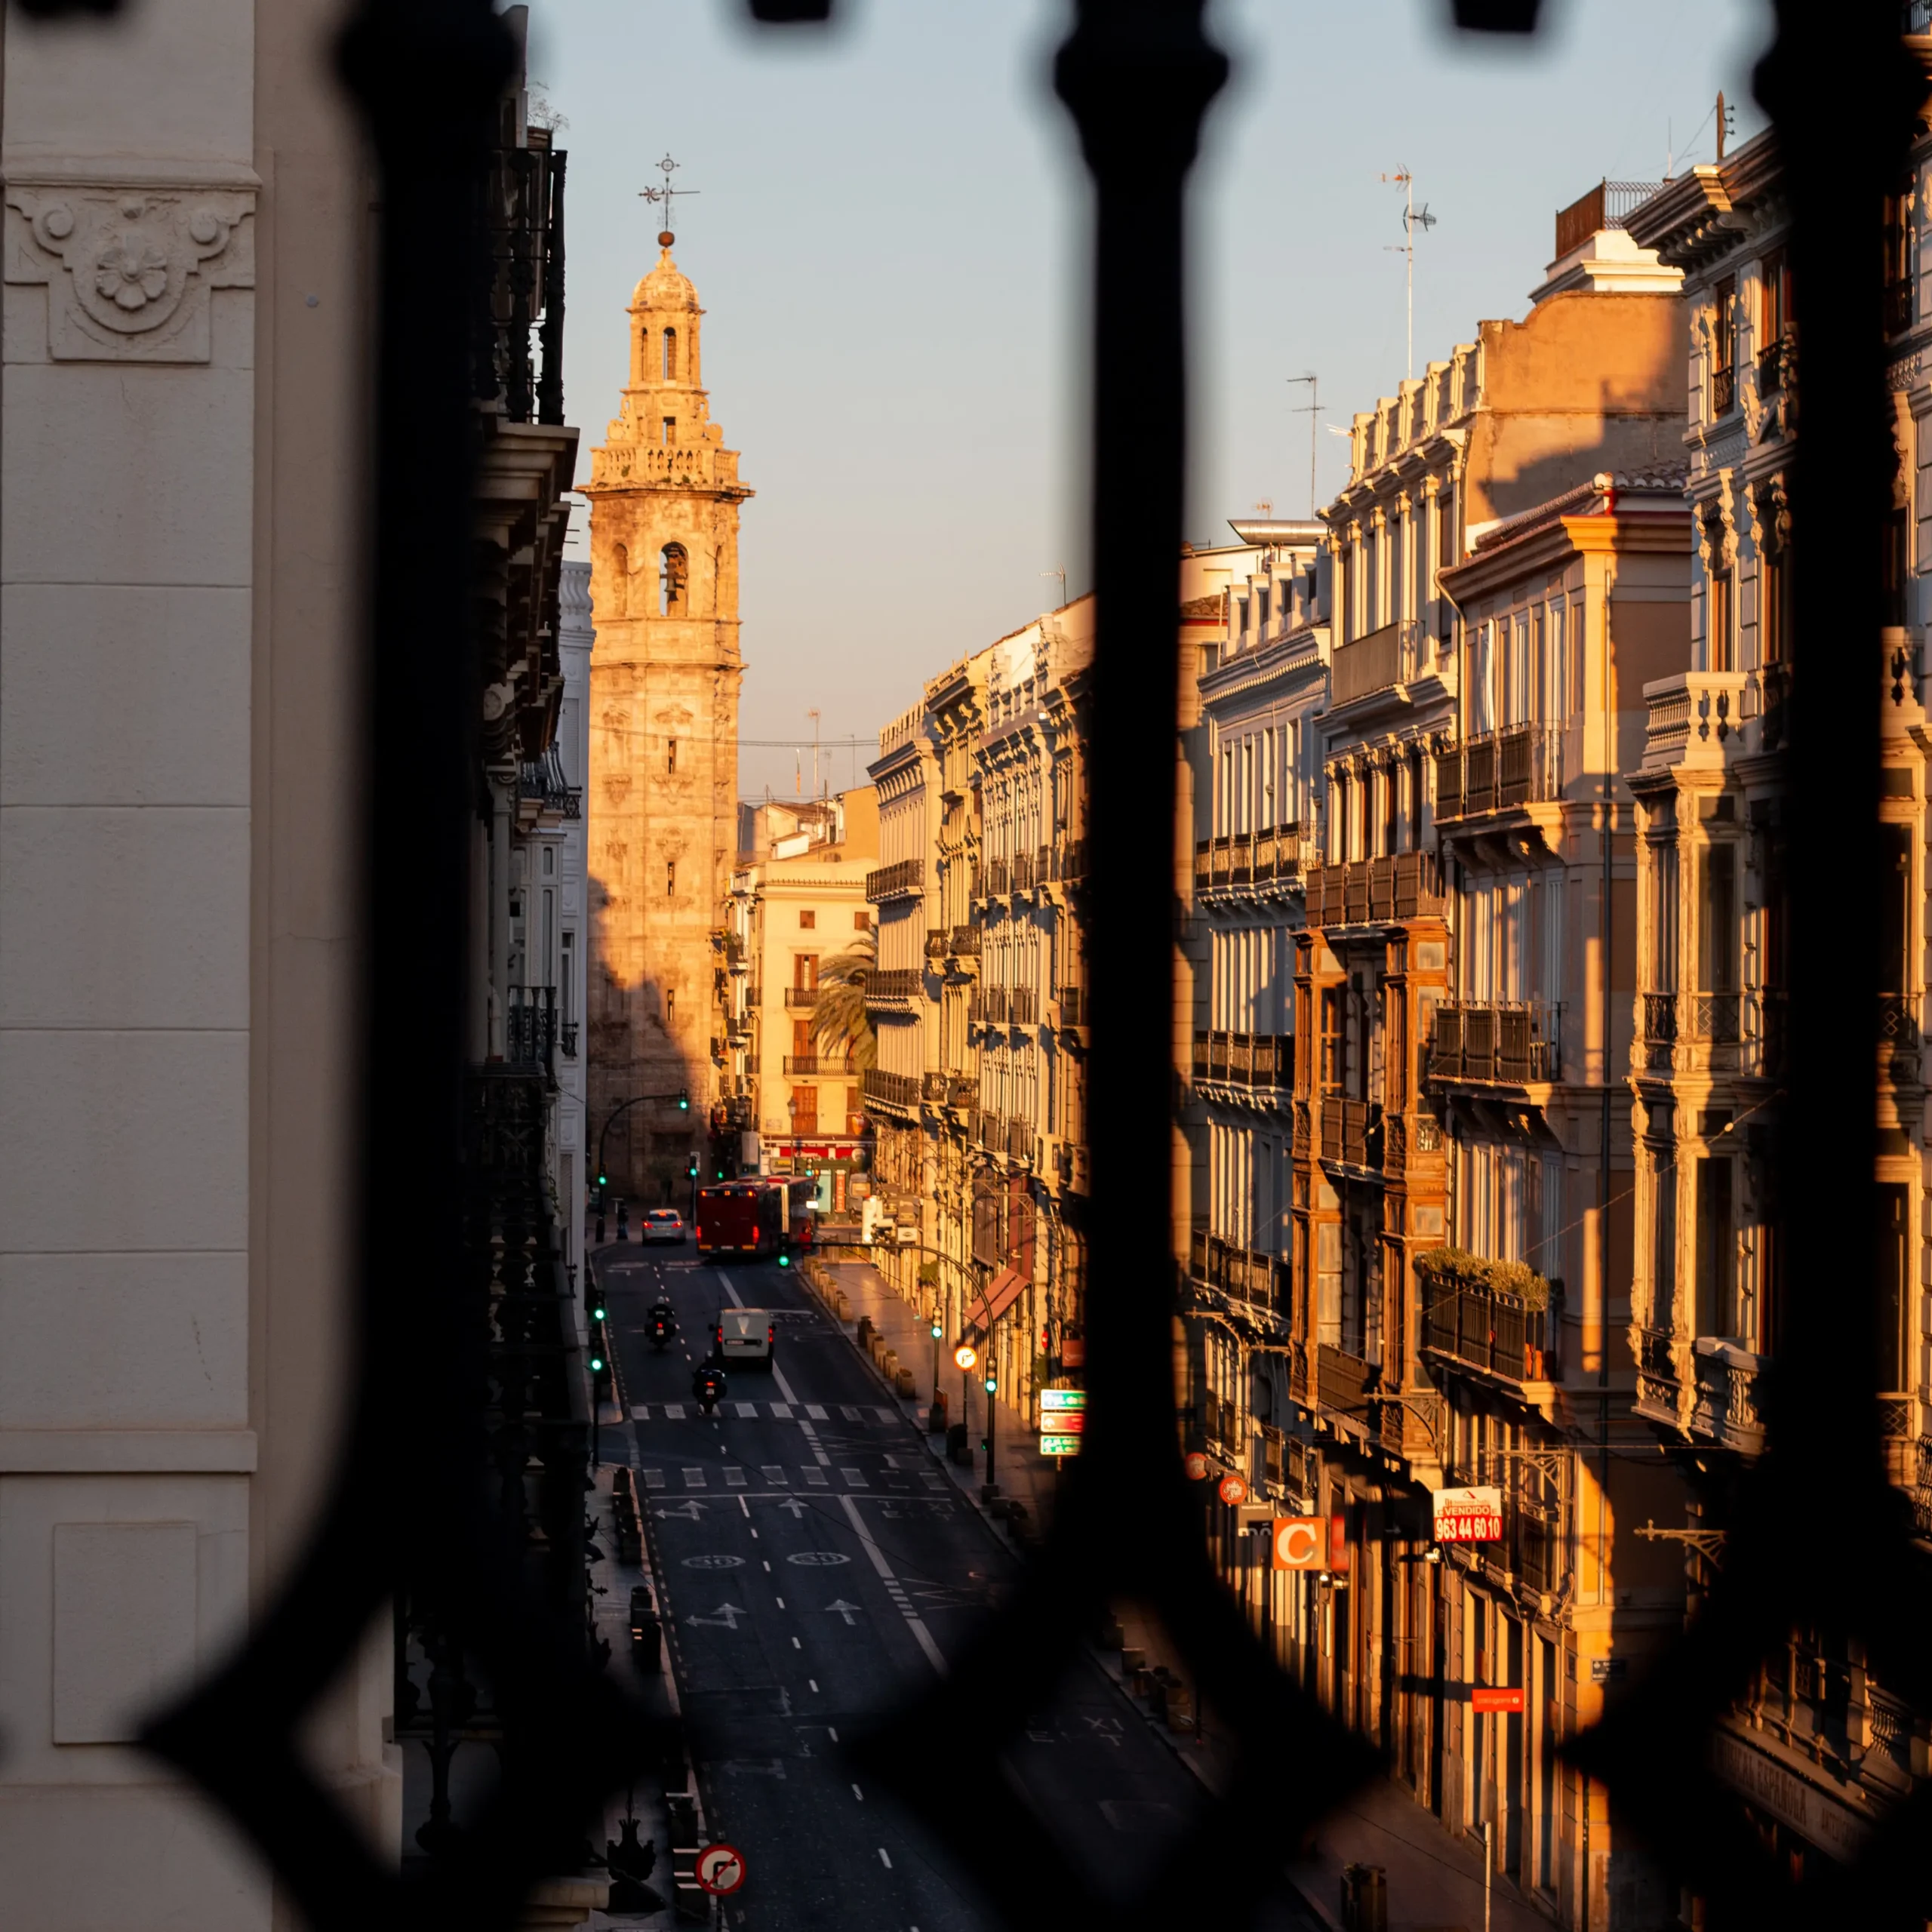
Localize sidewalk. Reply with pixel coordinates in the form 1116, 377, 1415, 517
808, 1254, 1062, 1534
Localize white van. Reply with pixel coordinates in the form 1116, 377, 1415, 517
714, 1308, 775, 1369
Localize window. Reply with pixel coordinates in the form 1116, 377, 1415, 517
1878, 1183, 1911, 1388
1316, 1221, 1342, 1347
1546, 601, 1568, 719
1884, 185, 1915, 336
798, 909, 816, 929
1319, 987, 1344, 1093
1467, 620, 1494, 736
1883, 505, 1911, 626
1651, 1146, 1678, 1327
1880, 821, 1912, 994
1709, 565, 1734, 671
540, 844, 555, 876
1364, 526, 1380, 632
1261, 727, 1276, 828
1758, 248, 1789, 386
663, 327, 677, 380
560, 931, 574, 1021
1389, 513, 1405, 623
662, 416, 676, 447
854, 909, 869, 930
665, 989, 677, 1027
1651, 843, 1680, 992
1694, 1156, 1734, 1337
666, 860, 675, 897
667, 737, 678, 774
660, 543, 688, 614
1508, 614, 1532, 727
1700, 844, 1737, 992
1761, 549, 1789, 664
1711, 275, 1737, 417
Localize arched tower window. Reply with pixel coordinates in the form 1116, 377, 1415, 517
610, 542, 629, 616
663, 328, 678, 381
660, 543, 688, 616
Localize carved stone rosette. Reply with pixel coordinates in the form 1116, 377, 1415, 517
5, 183, 255, 363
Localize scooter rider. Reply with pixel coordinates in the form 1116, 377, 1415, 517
692, 1360, 727, 1415
648, 1296, 676, 1349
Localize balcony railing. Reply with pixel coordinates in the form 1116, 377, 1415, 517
504, 984, 558, 1067
1188, 1231, 1285, 1316
783, 1055, 852, 1076
1434, 724, 1567, 823
1304, 851, 1444, 929
515, 745, 579, 823
478, 126, 566, 427
1315, 1343, 1377, 1428
560, 1021, 578, 1059
865, 858, 923, 902
1057, 985, 1087, 1028
983, 857, 1011, 898
979, 1110, 1004, 1152
1011, 986, 1038, 1025
1709, 360, 1737, 418
1005, 1116, 1033, 1162
1687, 991, 1741, 1044
1879, 992, 1921, 1050
925, 928, 951, 960
1010, 851, 1036, 892
949, 924, 982, 958
1198, 823, 1304, 897
1331, 617, 1425, 707
1055, 837, 1088, 884
784, 986, 820, 1009
1429, 1001, 1561, 1084
866, 968, 922, 1001
861, 1068, 918, 1113
921, 1070, 949, 1104
947, 1075, 977, 1109
1319, 1095, 1382, 1170
1419, 1265, 1555, 1385
1642, 991, 1678, 1045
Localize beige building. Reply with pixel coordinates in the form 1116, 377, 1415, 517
1624, 118, 1932, 1884
724, 791, 877, 1196
583, 242, 750, 1201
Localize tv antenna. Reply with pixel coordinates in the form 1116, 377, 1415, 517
640, 152, 700, 249
1287, 374, 1320, 518
1041, 566, 1067, 607
1380, 168, 1436, 380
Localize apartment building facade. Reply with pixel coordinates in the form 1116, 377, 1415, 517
1623, 118, 1932, 1881
724, 792, 877, 1201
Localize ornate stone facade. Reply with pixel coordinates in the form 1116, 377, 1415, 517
583, 248, 751, 1199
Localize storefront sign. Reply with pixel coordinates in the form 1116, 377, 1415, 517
1217, 1472, 1249, 1506
1710, 1727, 1874, 1859
1271, 1517, 1327, 1571
1472, 1686, 1524, 1714
1040, 1432, 1082, 1457
1184, 1451, 1210, 1481
1432, 1484, 1503, 1543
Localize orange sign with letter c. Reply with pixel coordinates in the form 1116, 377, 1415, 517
1272, 1516, 1328, 1571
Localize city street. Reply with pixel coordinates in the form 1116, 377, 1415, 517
595, 1243, 1320, 1931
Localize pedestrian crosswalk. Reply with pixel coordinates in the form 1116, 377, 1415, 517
635, 1463, 961, 1499
629, 1401, 900, 1424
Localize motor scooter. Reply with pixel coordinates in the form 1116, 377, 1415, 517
648, 1300, 675, 1352
693, 1362, 727, 1415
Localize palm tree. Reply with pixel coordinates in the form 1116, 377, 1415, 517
811, 928, 877, 1072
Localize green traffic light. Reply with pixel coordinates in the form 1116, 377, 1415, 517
589, 1353, 605, 1372
930, 1323, 943, 1340
777, 1252, 791, 1269
678, 1090, 689, 1110
592, 1305, 607, 1322
983, 1375, 997, 1395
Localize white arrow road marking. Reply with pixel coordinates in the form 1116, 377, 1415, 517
824, 1599, 861, 1626
686, 1602, 746, 1630
776, 1497, 809, 1518
656, 1500, 707, 1520
838, 1495, 948, 1678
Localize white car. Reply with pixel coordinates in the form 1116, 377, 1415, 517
714, 1308, 775, 1368
641, 1208, 687, 1245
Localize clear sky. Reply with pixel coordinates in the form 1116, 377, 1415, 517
531, 0, 1771, 803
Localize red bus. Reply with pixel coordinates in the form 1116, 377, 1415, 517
697, 1179, 814, 1259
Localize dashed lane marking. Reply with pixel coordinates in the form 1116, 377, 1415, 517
838, 1494, 948, 1678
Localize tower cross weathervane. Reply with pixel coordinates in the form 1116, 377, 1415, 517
640, 152, 700, 249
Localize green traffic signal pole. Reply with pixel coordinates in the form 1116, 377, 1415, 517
593, 1088, 691, 1208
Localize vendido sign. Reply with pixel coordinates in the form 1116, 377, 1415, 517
1432, 1484, 1503, 1543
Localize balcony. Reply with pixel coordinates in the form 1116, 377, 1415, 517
925, 928, 951, 961
971, 986, 1010, 1026
1434, 724, 1567, 824
1315, 1343, 1377, 1429
865, 857, 923, 903
920, 1070, 948, 1104
1429, 1001, 1561, 1085
1010, 986, 1038, 1026
1005, 1116, 1033, 1162
982, 857, 1011, 899
949, 924, 982, 958
1053, 1138, 1090, 1195
947, 1075, 977, 1109
783, 1055, 854, 1076
783, 986, 820, 1010
1709, 360, 1737, 418
866, 968, 922, 1003
1332, 617, 1426, 708
1057, 985, 1087, 1029
1055, 838, 1088, 884
504, 984, 558, 1068
515, 746, 579, 826
1640, 670, 1752, 773
979, 1110, 1004, 1152
1418, 1255, 1556, 1389
1010, 851, 1036, 893
560, 1021, 578, 1059
860, 1067, 918, 1114
1319, 1095, 1383, 1171
1304, 851, 1444, 930
1189, 1231, 1285, 1316
743, 983, 762, 1008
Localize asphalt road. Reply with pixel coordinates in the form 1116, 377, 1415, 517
596, 1244, 1314, 1932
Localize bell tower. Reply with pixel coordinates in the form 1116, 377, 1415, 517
583, 238, 752, 1200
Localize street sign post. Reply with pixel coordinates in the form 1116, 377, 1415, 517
1472, 1686, 1524, 1714
1040, 1432, 1081, 1457
1039, 1389, 1087, 1414
953, 1344, 978, 1371
1432, 1484, 1504, 1543
696, 1842, 747, 1896
1270, 1517, 1327, 1571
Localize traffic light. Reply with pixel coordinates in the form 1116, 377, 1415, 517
677, 1088, 689, 1111
589, 1318, 613, 1401
983, 1372, 998, 1396
930, 1319, 943, 1341
777, 1251, 791, 1269
592, 1299, 608, 1323
686, 1155, 699, 1179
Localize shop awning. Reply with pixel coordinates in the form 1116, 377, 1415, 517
967, 1266, 1028, 1332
